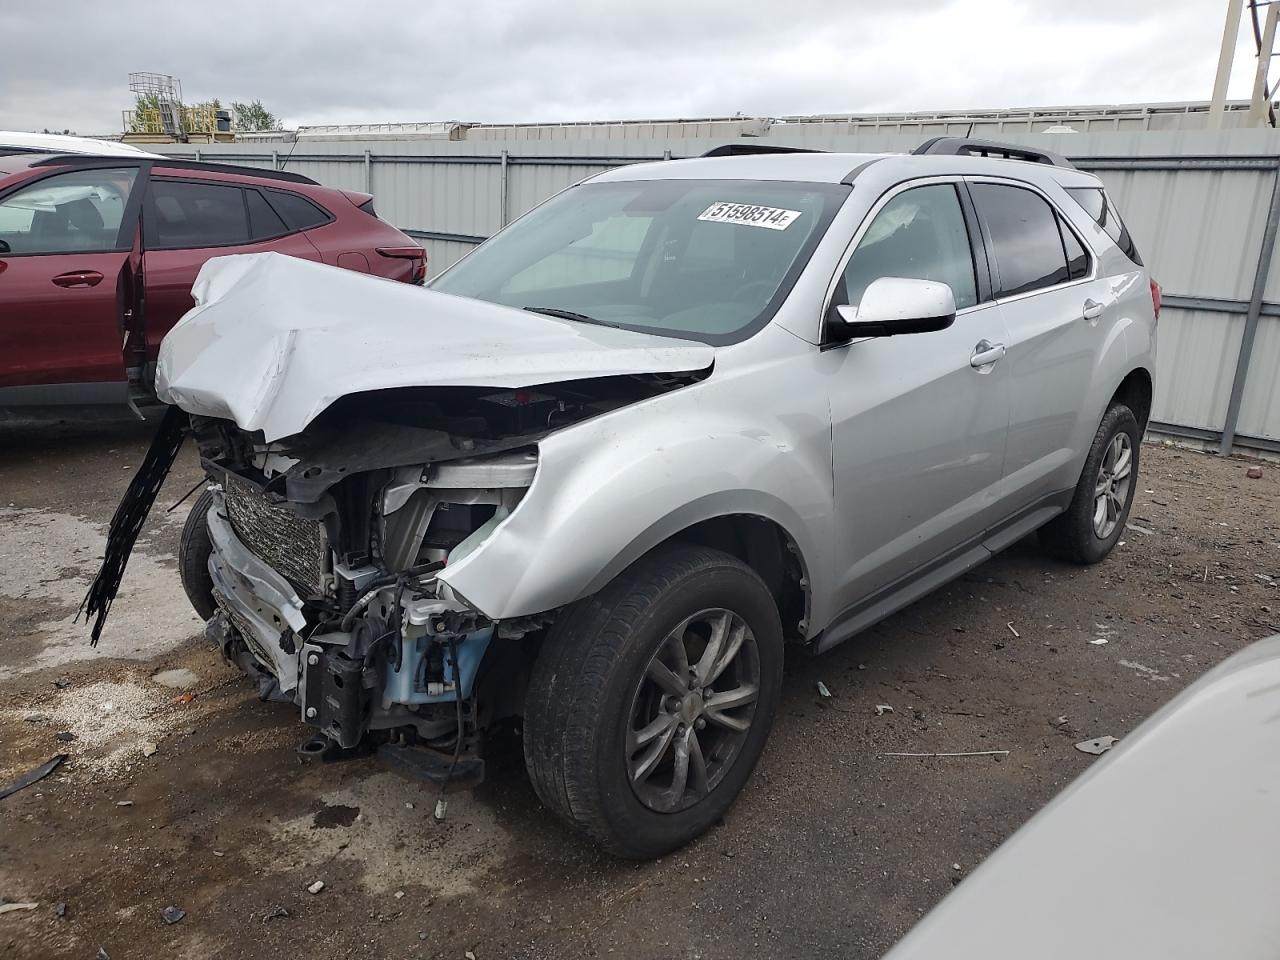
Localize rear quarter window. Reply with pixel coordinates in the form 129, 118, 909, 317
266, 190, 331, 231
1067, 186, 1143, 266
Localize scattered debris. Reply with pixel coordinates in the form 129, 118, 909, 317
540, 914, 553, 924
874, 704, 894, 716
1006, 622, 1020, 638
879, 750, 1009, 758
212, 850, 225, 857
394, 891, 405, 900
173, 692, 196, 705
22, 713, 49, 723
405, 801, 414, 810
52, 678, 71, 689
54, 731, 76, 742
466, 952, 477, 960
1246, 466, 1263, 480
816, 681, 832, 698
0, 902, 39, 914
97, 948, 110, 960
433, 799, 448, 822
1088, 638, 1109, 646
161, 905, 185, 925
1125, 522, 1154, 536
1074, 736, 1119, 756
140, 741, 158, 758
0, 754, 67, 801
1054, 716, 1069, 726
951, 863, 961, 871
115, 800, 134, 807
307, 880, 325, 895
53, 902, 67, 918
263, 906, 290, 922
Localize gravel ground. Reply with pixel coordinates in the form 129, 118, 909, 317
0, 418, 1276, 960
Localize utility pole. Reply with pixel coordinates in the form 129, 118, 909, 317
1210, 0, 1246, 128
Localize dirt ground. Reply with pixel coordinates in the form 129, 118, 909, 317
0, 418, 1276, 960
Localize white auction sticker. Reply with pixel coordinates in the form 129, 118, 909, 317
697, 202, 802, 231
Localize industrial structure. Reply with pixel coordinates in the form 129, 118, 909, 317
120, 72, 233, 145
1210, 0, 1280, 127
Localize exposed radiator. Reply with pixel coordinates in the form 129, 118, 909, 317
222, 473, 327, 597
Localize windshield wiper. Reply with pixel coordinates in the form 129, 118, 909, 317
522, 305, 621, 328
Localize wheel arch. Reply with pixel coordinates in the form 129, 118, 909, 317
625, 511, 812, 642
1110, 365, 1153, 431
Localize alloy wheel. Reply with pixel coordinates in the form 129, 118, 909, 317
625, 608, 761, 813
1093, 431, 1133, 539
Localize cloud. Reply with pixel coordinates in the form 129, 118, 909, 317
0, 0, 1260, 135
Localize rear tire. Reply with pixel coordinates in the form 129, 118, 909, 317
523, 543, 783, 859
1039, 403, 1141, 564
179, 488, 217, 621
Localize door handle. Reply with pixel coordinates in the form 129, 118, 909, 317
1082, 298, 1104, 321
970, 339, 1006, 368
52, 270, 104, 288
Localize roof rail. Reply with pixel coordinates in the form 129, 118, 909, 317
912, 137, 1075, 170
700, 143, 826, 158
29, 153, 320, 185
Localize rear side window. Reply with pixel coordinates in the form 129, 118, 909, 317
1067, 186, 1143, 266
972, 183, 1082, 297
148, 179, 249, 249
358, 198, 377, 217
266, 190, 330, 231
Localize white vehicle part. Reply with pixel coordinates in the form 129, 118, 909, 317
155, 253, 714, 442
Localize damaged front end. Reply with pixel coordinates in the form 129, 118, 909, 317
187, 376, 688, 780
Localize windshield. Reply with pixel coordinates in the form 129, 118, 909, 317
432, 178, 848, 344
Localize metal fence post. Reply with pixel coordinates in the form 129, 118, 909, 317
364, 149, 372, 193
271, 149, 279, 171
193, 148, 201, 163
499, 150, 509, 227
1220, 160, 1280, 454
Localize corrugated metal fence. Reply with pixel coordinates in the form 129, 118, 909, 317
164, 128, 1280, 457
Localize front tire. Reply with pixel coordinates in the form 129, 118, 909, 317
523, 544, 783, 859
1039, 403, 1141, 564
179, 488, 217, 621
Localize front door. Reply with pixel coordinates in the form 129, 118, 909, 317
0, 165, 144, 397
823, 181, 1011, 614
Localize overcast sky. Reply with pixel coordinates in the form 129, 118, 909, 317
0, 0, 1262, 134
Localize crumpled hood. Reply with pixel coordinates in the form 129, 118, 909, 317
156, 252, 715, 442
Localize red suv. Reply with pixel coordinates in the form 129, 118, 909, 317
0, 149, 425, 412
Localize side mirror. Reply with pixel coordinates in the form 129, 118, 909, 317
827, 277, 957, 341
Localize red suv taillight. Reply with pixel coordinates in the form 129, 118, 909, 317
1149, 277, 1161, 323
377, 246, 428, 285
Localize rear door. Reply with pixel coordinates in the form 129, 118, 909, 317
142, 177, 322, 359
968, 180, 1107, 507
0, 164, 144, 397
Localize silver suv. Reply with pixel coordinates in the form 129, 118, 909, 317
86, 138, 1158, 858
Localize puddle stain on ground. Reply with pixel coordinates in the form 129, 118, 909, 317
312, 802, 361, 829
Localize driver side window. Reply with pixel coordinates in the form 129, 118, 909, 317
0, 167, 138, 255
841, 184, 977, 311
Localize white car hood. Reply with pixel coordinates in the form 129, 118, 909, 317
156, 252, 715, 442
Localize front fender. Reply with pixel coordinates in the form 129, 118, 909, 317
437, 370, 833, 629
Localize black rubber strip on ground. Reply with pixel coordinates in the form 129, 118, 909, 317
0, 754, 67, 801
